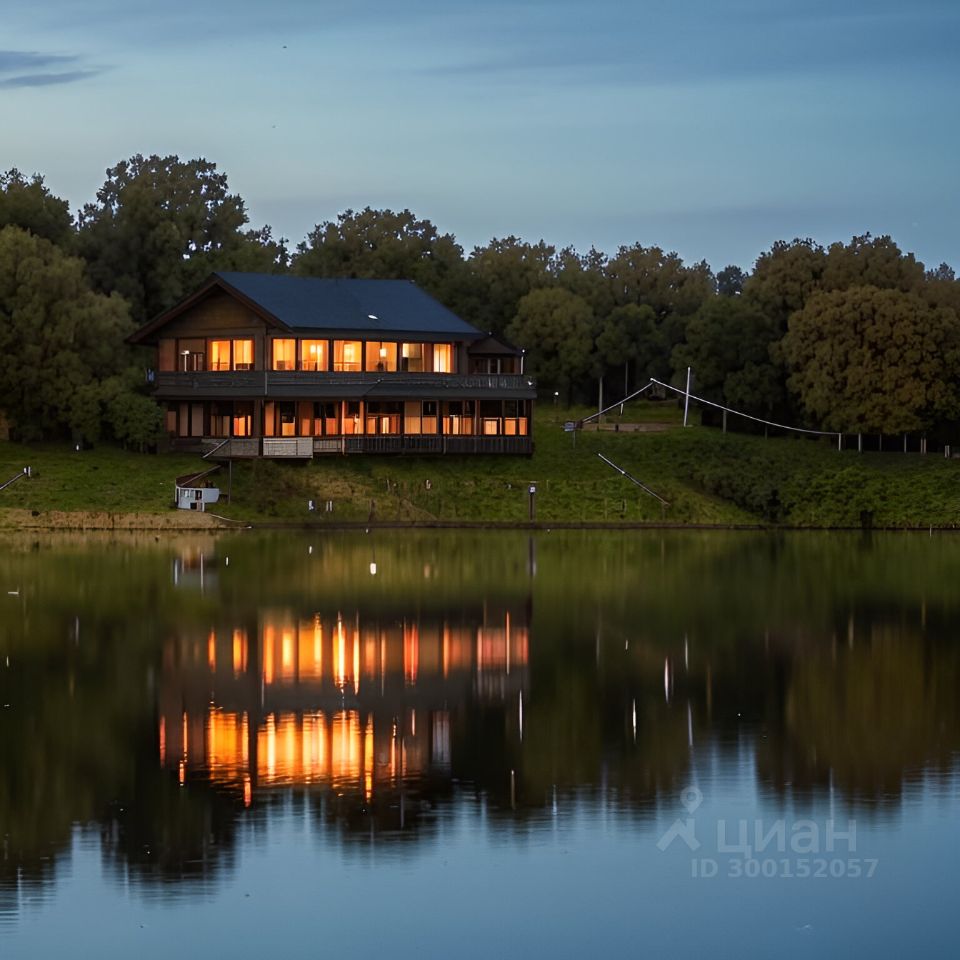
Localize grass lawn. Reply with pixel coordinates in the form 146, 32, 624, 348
2, 403, 959, 527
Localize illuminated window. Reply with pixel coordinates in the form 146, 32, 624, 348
300, 339, 328, 371
233, 339, 254, 370
433, 344, 453, 373
272, 338, 296, 370
365, 402, 402, 435
443, 400, 475, 435
278, 402, 296, 437
333, 340, 362, 371
233, 402, 253, 437
209, 340, 231, 371
401, 343, 424, 372
365, 341, 398, 372
421, 400, 438, 434
403, 400, 421, 434
210, 339, 254, 371
342, 401, 363, 434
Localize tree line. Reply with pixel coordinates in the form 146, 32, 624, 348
1, 155, 959, 446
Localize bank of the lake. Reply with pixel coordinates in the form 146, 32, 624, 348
2, 405, 960, 529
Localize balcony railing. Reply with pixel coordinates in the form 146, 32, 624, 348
155, 370, 536, 398
195, 435, 532, 458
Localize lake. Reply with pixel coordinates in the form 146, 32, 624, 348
0, 529, 957, 958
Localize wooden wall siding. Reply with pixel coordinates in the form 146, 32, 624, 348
160, 289, 268, 342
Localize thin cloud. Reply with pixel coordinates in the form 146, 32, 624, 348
0, 68, 102, 88
0, 49, 101, 88
418, 2, 960, 87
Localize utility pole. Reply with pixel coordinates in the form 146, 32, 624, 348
683, 367, 692, 427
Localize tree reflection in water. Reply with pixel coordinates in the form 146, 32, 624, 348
0, 529, 958, 917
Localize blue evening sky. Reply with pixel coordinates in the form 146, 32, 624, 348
2, 0, 958, 272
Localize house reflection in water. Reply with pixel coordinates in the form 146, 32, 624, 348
158, 607, 529, 808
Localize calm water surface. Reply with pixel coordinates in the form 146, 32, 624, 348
0, 530, 957, 958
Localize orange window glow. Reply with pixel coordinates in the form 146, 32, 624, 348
300, 340, 328, 371
272, 339, 296, 370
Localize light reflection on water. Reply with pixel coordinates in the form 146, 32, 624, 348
0, 530, 958, 957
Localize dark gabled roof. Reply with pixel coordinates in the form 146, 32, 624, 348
468, 334, 522, 356
216, 272, 481, 337
128, 272, 483, 344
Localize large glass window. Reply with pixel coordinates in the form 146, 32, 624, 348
233, 402, 253, 437
278, 402, 296, 437
334, 340, 362, 372
178, 339, 205, 371
233, 339, 254, 370
365, 401, 402, 434
272, 339, 296, 371
342, 401, 363, 434
503, 399, 529, 436
442, 400, 475, 435
422, 400, 438, 434
401, 343, 424, 372
365, 341, 398, 372
300, 339, 328, 372
433, 344, 454, 373
209, 339, 254, 371
210, 402, 231, 438
403, 400, 421, 434
209, 340, 231, 371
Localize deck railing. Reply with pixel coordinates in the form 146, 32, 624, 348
155, 370, 535, 397
194, 435, 532, 458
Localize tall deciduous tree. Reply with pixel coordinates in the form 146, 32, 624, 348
0, 169, 73, 248
716, 265, 746, 297
603, 245, 714, 381
822, 233, 924, 294
671, 298, 783, 416
293, 207, 464, 303
744, 238, 827, 332
506, 288, 596, 402
779, 286, 960, 433
460, 237, 556, 336
0, 226, 136, 441
595, 303, 659, 394
78, 154, 275, 324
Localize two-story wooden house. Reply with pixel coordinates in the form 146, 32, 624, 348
129, 272, 535, 457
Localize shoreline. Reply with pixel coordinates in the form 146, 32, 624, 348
0, 508, 954, 533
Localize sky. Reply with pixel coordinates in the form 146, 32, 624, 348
1, 0, 959, 272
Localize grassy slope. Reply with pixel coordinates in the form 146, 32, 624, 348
2, 402, 959, 527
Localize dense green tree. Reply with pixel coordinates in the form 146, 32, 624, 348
672, 297, 783, 416
603, 245, 714, 381
0, 226, 134, 440
0, 169, 73, 247
595, 303, 659, 396
605, 244, 714, 318
78, 154, 274, 324
716, 264, 746, 297
293, 207, 464, 302
460, 236, 556, 336
926, 262, 956, 283
506, 288, 596, 402
822, 233, 924, 294
554, 246, 614, 316
743, 238, 827, 331
924, 262, 960, 314
779, 285, 960, 433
